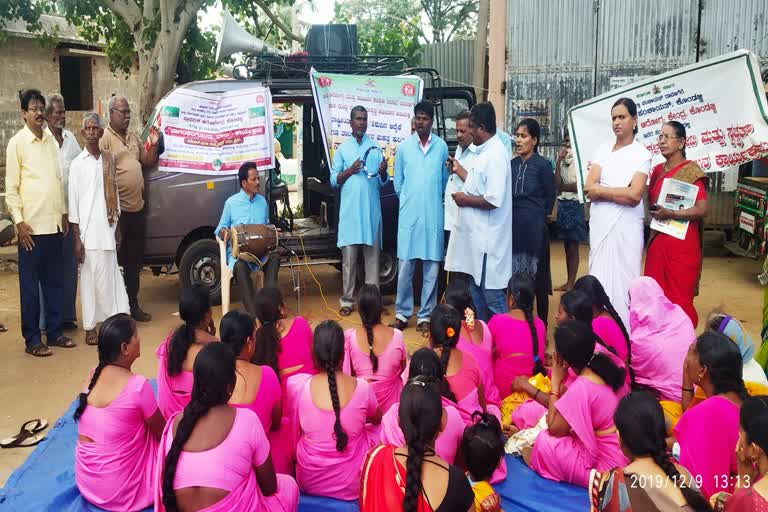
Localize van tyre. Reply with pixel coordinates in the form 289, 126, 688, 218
179, 238, 222, 305
379, 249, 397, 295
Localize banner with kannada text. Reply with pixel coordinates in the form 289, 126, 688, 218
310, 69, 424, 173
569, 50, 768, 201
153, 86, 274, 175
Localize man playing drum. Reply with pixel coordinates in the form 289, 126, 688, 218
217, 162, 280, 317
330, 105, 388, 316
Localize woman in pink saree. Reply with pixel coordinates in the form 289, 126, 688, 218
156, 343, 298, 512
573, 275, 631, 365
220, 310, 282, 433
287, 320, 382, 500
75, 314, 165, 511
156, 285, 219, 419
673, 332, 747, 498
629, 277, 696, 402
489, 274, 547, 400
526, 320, 628, 488
253, 287, 316, 387
380, 348, 465, 463
446, 280, 501, 406
343, 285, 406, 412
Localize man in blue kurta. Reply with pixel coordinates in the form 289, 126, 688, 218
216, 162, 280, 317
391, 100, 449, 332
330, 105, 388, 315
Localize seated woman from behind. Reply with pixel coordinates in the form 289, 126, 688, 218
672, 332, 747, 498
488, 274, 546, 400
156, 343, 299, 512
430, 303, 487, 418
507, 289, 630, 431
253, 287, 316, 388
156, 284, 219, 419
380, 348, 466, 464
220, 310, 281, 433
344, 285, 406, 412
75, 314, 165, 511
574, 275, 631, 363
526, 320, 628, 487
462, 412, 506, 512
446, 279, 501, 406
288, 320, 382, 500
629, 276, 696, 402
360, 377, 474, 512
590, 391, 711, 511
711, 395, 768, 511
708, 313, 768, 387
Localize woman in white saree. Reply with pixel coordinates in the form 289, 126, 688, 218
584, 98, 652, 328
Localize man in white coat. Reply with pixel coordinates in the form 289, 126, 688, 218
68, 113, 129, 345
445, 102, 512, 321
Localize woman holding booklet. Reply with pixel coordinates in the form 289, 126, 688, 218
644, 121, 708, 328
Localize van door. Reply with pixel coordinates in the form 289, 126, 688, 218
424, 86, 477, 152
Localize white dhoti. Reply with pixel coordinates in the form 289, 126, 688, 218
589, 208, 643, 329
79, 249, 129, 330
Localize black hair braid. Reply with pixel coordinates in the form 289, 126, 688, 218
167, 323, 196, 376
253, 288, 284, 382
652, 443, 712, 511
364, 323, 378, 373
522, 303, 544, 375
326, 361, 348, 452
73, 362, 106, 421
403, 437, 425, 512
599, 293, 634, 384
161, 400, 212, 512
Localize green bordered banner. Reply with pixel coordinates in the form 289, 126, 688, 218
569, 49, 768, 203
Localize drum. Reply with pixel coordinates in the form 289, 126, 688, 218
230, 224, 278, 265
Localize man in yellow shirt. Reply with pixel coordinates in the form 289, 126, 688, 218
5, 89, 75, 356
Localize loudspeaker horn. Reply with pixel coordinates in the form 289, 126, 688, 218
215, 8, 287, 63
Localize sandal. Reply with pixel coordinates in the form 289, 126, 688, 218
0, 324, 7, 332
339, 306, 353, 317
389, 318, 408, 330
0, 431, 45, 449
25, 344, 52, 357
85, 329, 98, 346
20, 418, 48, 435
48, 336, 76, 348
417, 321, 431, 338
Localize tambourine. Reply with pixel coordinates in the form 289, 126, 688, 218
362, 145, 385, 179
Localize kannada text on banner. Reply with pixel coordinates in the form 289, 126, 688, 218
569, 49, 768, 201
310, 69, 424, 174
154, 86, 275, 175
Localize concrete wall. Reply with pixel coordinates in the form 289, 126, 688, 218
0, 37, 141, 202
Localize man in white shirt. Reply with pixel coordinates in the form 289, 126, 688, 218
444, 110, 474, 241
40, 93, 81, 332
445, 102, 513, 321
68, 113, 129, 345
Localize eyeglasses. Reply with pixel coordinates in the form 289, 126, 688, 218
111, 108, 131, 115
25, 106, 45, 113
657, 134, 682, 142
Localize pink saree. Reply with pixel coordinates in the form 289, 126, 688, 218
530, 376, 628, 487
76, 375, 159, 511
456, 321, 501, 405
629, 277, 696, 402
343, 328, 406, 412
674, 395, 739, 498
379, 401, 465, 464
155, 335, 194, 420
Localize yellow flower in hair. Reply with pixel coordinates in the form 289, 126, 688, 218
446, 326, 456, 338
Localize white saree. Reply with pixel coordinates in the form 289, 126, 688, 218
588, 141, 652, 327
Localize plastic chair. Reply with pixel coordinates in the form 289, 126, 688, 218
217, 235, 264, 315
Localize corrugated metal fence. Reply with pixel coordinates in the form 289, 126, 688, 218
418, 39, 476, 89
505, 0, 768, 228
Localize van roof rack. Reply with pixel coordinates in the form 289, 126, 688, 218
236, 54, 411, 80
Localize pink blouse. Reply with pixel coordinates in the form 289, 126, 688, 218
232, 365, 281, 432
489, 313, 547, 398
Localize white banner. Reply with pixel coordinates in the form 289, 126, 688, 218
309, 69, 424, 173
569, 50, 768, 201
152, 86, 274, 175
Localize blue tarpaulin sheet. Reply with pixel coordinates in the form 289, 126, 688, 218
0, 385, 588, 511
